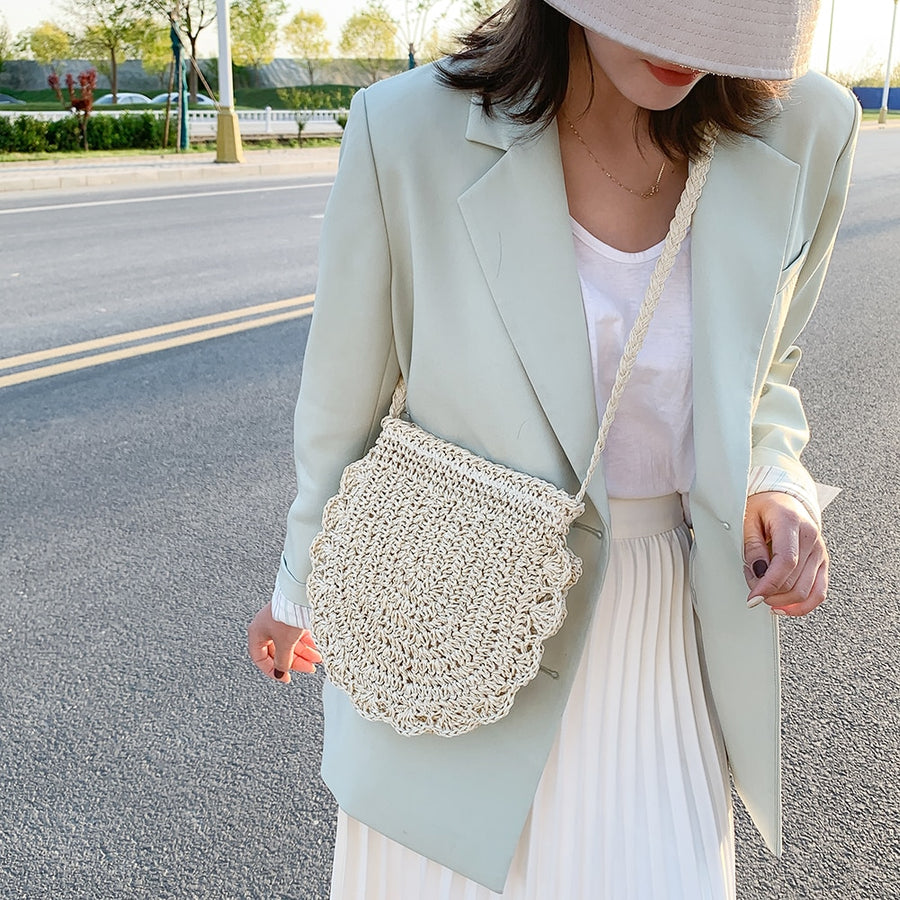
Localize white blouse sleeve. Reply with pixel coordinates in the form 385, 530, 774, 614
270, 583, 313, 631
747, 464, 821, 526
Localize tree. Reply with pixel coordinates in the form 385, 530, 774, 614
135, 20, 172, 85
283, 9, 329, 85
339, 4, 399, 86
0, 15, 11, 78
67, 0, 151, 102
276, 86, 312, 143
28, 21, 73, 74
388, 0, 453, 68
451, 0, 505, 43
178, 0, 216, 101
139, 0, 217, 101
49, 67, 96, 150
830, 53, 900, 89
459, 0, 504, 24
230, 0, 287, 84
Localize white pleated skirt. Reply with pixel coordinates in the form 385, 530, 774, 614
330, 495, 736, 900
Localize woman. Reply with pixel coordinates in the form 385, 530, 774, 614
248, 0, 860, 896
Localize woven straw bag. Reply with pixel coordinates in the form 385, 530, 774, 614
307, 136, 716, 737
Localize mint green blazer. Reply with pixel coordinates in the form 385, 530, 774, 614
275, 64, 860, 891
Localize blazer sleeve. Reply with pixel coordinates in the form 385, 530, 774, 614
276, 88, 400, 610
748, 93, 861, 513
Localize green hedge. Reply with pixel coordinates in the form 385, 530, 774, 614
0, 112, 170, 152
47, 116, 83, 151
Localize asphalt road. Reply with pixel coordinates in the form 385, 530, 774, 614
0, 177, 332, 358
1, 177, 336, 900
1, 130, 899, 899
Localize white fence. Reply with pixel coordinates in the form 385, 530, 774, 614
187, 108, 343, 138
0, 107, 345, 139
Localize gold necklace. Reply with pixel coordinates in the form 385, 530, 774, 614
563, 116, 666, 200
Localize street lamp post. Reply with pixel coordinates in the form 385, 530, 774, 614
879, 0, 899, 125
825, 0, 836, 77
215, 0, 244, 163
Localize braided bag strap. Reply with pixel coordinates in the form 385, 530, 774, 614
388, 377, 407, 419
574, 131, 717, 504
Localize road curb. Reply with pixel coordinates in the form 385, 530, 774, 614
859, 119, 900, 130
0, 150, 339, 193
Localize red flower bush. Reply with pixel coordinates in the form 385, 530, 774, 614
47, 68, 97, 150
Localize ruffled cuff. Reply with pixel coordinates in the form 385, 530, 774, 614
748, 464, 821, 526
270, 583, 312, 631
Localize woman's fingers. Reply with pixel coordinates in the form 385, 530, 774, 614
749, 515, 801, 599
755, 525, 825, 611
272, 637, 301, 682
290, 653, 317, 675
249, 637, 274, 671
744, 492, 828, 617
742, 506, 771, 587
775, 549, 818, 601
299, 628, 318, 646
249, 638, 282, 681
769, 560, 829, 617
285, 630, 320, 674
247, 603, 308, 682
296, 629, 323, 663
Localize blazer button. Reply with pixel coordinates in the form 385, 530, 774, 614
720, 521, 731, 530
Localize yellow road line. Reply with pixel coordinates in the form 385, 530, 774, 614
0, 294, 315, 371
0, 305, 315, 390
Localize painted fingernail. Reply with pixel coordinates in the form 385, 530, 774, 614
752, 560, 768, 578
747, 595, 766, 609
273, 668, 285, 679
771, 609, 788, 617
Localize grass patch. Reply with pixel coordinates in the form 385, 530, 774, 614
187, 136, 342, 151
861, 109, 900, 120
2, 88, 162, 106
0, 138, 340, 162
3, 102, 85, 111
0, 147, 190, 162
1, 88, 61, 103
2, 96, 162, 112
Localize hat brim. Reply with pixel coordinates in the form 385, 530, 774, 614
542, 0, 816, 80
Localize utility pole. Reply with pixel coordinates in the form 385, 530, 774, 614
216, 0, 244, 163
825, 0, 836, 77
879, 0, 899, 125
169, 12, 189, 151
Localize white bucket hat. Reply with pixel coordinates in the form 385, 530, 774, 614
541, 0, 821, 79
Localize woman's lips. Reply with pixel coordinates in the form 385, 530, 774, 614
644, 60, 702, 87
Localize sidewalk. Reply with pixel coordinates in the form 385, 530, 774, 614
0, 146, 340, 193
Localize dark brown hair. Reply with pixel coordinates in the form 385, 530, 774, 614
434, 0, 786, 160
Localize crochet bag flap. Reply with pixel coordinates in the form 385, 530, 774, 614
307, 413, 585, 737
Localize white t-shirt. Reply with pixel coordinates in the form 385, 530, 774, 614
571, 217, 694, 498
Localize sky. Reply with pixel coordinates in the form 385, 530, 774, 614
1, 0, 898, 79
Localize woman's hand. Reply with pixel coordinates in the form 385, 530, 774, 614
247, 602, 322, 683
743, 491, 829, 617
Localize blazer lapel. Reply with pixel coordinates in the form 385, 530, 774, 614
690, 135, 801, 522
458, 102, 604, 510
457, 106, 802, 525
